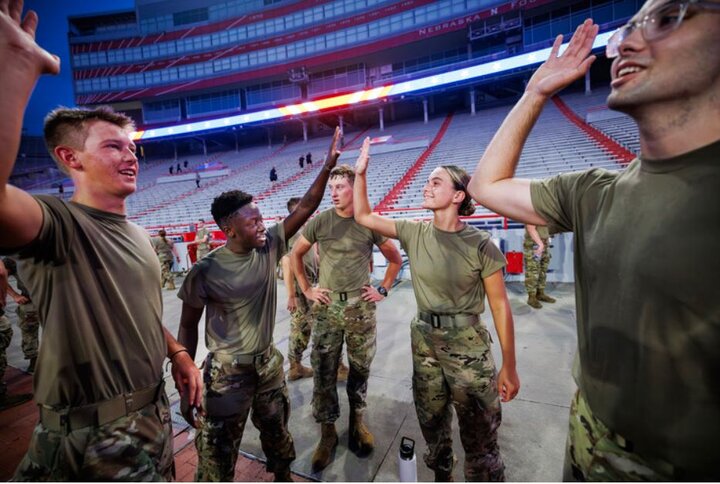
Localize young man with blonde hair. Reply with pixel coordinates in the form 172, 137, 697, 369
291, 163, 402, 472
0, 3, 201, 479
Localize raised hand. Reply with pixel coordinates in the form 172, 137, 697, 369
355, 137, 371, 176
0, 0, 60, 76
526, 19, 598, 99
323, 126, 342, 170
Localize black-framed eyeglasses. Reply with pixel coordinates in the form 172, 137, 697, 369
606, 0, 720, 58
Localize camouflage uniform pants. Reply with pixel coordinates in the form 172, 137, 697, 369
563, 390, 679, 481
411, 318, 505, 481
195, 346, 295, 481
0, 315, 11, 396
159, 260, 174, 289
13, 392, 174, 481
197, 247, 209, 261
288, 292, 313, 363
16, 302, 39, 360
523, 237, 550, 296
311, 297, 376, 423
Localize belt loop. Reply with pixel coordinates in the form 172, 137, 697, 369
430, 313, 441, 329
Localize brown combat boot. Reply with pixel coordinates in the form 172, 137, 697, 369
26, 357, 37, 374
536, 289, 556, 303
273, 466, 293, 482
434, 469, 454, 482
166, 280, 176, 290
434, 458, 456, 482
337, 361, 349, 382
348, 410, 374, 456
288, 360, 313, 381
527, 294, 542, 309
311, 423, 338, 472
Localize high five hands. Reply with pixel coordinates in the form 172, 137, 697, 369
323, 126, 343, 171
526, 19, 599, 99
0, 0, 60, 76
355, 136, 371, 176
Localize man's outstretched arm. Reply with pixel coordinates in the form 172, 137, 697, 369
0, 2, 60, 249
283, 127, 341, 239
468, 20, 598, 224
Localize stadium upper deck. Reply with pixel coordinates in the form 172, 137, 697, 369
68, 0, 639, 133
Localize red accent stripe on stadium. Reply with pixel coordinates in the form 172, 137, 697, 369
552, 96, 635, 165
76, 0, 556, 105
74, 0, 438, 80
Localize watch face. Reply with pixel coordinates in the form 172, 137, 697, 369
377, 286, 388, 297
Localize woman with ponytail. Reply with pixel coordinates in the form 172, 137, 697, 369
353, 138, 519, 481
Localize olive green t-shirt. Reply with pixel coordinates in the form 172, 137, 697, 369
179, 223, 285, 355
152, 237, 174, 262
302, 209, 386, 292
524, 225, 549, 241
530, 139, 720, 475
288, 231, 318, 286
395, 220, 505, 315
8, 196, 166, 407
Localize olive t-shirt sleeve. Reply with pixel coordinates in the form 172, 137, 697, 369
302, 215, 319, 245
478, 236, 506, 279
394, 219, 415, 252
178, 263, 208, 309
11, 196, 74, 263
530, 169, 616, 234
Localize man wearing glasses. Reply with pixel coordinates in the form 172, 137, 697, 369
468, 2, 720, 480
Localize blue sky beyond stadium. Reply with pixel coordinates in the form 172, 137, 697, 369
24, 1, 134, 135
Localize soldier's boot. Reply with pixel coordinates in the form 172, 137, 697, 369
337, 361, 349, 383
0, 393, 33, 411
527, 295, 542, 309
536, 289, 556, 303
288, 360, 313, 381
434, 469, 454, 482
311, 423, 338, 472
26, 357, 36, 374
348, 410, 374, 456
434, 458, 456, 483
273, 466, 293, 482
166, 280, 176, 290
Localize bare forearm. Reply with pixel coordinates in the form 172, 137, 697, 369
354, 173, 372, 222
490, 299, 517, 369
282, 256, 296, 294
0, 68, 40, 188
527, 225, 543, 246
469, 92, 547, 198
291, 252, 312, 293
164, 327, 187, 356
